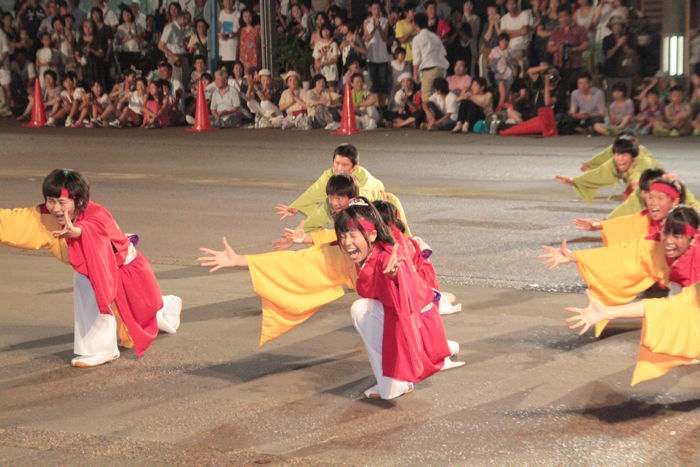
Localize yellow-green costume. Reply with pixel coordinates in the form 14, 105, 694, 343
582, 144, 653, 171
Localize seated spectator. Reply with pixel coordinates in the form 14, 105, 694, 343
446, 59, 472, 95
190, 54, 209, 93
312, 25, 339, 89
349, 72, 380, 130
109, 70, 136, 106
390, 47, 411, 93
488, 33, 516, 108
18, 69, 62, 121
653, 85, 693, 136
453, 77, 493, 133
111, 76, 148, 128
504, 79, 537, 125
246, 68, 284, 128
390, 72, 424, 128
305, 74, 341, 129
425, 76, 458, 131
142, 79, 170, 128
85, 80, 115, 127
593, 82, 633, 136
561, 73, 605, 134
210, 69, 244, 128
185, 72, 214, 125
634, 87, 664, 135
278, 70, 309, 129
47, 71, 85, 127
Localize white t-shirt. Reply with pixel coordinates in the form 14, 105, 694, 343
61, 87, 85, 102
95, 93, 111, 106
36, 47, 55, 69
0, 29, 9, 69
363, 16, 391, 63
429, 92, 458, 121
500, 10, 532, 52
118, 23, 143, 53
128, 90, 145, 114
218, 9, 241, 61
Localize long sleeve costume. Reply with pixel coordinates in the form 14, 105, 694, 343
572, 152, 660, 203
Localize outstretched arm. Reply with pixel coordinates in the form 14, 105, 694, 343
565, 293, 645, 335
198, 237, 248, 271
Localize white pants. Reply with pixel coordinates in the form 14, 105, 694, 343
73, 273, 180, 357
350, 298, 413, 399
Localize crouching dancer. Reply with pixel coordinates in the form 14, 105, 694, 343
0, 169, 182, 367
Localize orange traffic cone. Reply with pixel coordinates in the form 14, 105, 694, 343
186, 79, 214, 132
333, 81, 358, 136
23, 78, 46, 128
499, 106, 557, 138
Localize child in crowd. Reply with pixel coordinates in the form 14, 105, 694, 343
111, 76, 148, 128
488, 33, 515, 108
594, 83, 634, 136
47, 71, 85, 127
653, 85, 693, 136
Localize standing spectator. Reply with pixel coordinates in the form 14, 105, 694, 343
217, 0, 240, 72
446, 22, 473, 74
548, 5, 588, 95
593, 0, 628, 45
339, 28, 366, 74
35, 32, 59, 88
75, 19, 106, 86
363, 1, 391, 105
0, 25, 12, 117
37, 0, 59, 37
488, 33, 515, 108
562, 73, 605, 134
116, 8, 144, 73
238, 9, 260, 72
424, 0, 450, 40
89, 8, 112, 86
390, 72, 423, 128
601, 16, 636, 78
187, 18, 208, 58
67, 0, 86, 29
453, 76, 493, 133
95, 0, 119, 29
412, 12, 448, 117
425, 76, 458, 130
461, 1, 480, 77
394, 4, 416, 64
52, 16, 76, 74
210, 69, 243, 128
18, 0, 47, 43
653, 85, 693, 137
480, 4, 502, 76
131, 0, 147, 30
159, 10, 189, 87
593, 82, 633, 136
313, 25, 339, 87
500, 0, 531, 60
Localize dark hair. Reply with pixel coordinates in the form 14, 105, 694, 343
639, 168, 666, 191
497, 32, 509, 42
373, 200, 406, 234
472, 76, 487, 90
312, 73, 326, 84
650, 178, 686, 204
350, 72, 364, 82
334, 197, 395, 247
201, 72, 213, 81
239, 8, 256, 27
424, 0, 436, 8
40, 31, 51, 41
557, 5, 571, 15
326, 173, 359, 198
63, 70, 78, 83
577, 72, 592, 82
193, 54, 206, 63
663, 206, 699, 236
135, 76, 148, 87
414, 12, 428, 29
42, 169, 90, 212
121, 7, 134, 22
90, 7, 104, 22
612, 134, 639, 158
611, 82, 627, 96
52, 15, 64, 27
195, 18, 209, 29
432, 76, 449, 94
646, 87, 659, 96
669, 84, 684, 94
43, 69, 58, 81
333, 143, 358, 166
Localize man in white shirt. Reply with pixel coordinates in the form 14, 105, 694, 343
159, 11, 190, 86
363, 1, 391, 102
210, 70, 243, 128
411, 12, 448, 114
500, 0, 531, 58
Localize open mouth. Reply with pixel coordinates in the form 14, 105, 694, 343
344, 246, 361, 261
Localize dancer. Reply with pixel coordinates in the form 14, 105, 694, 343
555, 135, 660, 206
571, 178, 685, 246
199, 199, 463, 399
0, 169, 182, 367
578, 135, 653, 173
275, 143, 411, 234
566, 283, 699, 385
541, 206, 699, 337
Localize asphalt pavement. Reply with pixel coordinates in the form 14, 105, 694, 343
0, 123, 698, 465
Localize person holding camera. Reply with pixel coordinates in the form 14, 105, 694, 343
548, 5, 588, 96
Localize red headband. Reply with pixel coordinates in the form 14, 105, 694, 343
59, 187, 71, 199
347, 218, 376, 232
684, 225, 698, 237
649, 182, 680, 201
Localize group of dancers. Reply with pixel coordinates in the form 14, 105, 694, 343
545, 133, 699, 385
2, 137, 697, 400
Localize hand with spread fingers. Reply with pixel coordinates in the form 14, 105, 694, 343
572, 218, 602, 231
538, 240, 575, 269
565, 292, 606, 336
52, 211, 82, 239
555, 175, 574, 186
275, 204, 298, 220
198, 237, 247, 272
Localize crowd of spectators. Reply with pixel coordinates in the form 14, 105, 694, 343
1, 0, 699, 136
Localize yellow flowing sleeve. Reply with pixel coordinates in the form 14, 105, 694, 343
247, 243, 356, 346
574, 239, 668, 337
631, 284, 700, 385
310, 228, 337, 245
600, 212, 650, 246
0, 206, 68, 262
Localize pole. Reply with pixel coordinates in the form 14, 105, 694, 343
260, 0, 274, 74
207, 0, 219, 71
